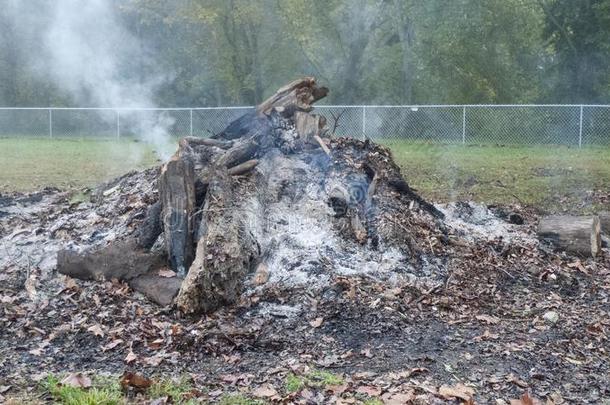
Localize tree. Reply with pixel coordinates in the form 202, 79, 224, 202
538, 0, 610, 103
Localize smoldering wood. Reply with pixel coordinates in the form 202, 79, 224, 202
136, 201, 162, 250
57, 239, 166, 281
55, 76, 448, 314
158, 155, 196, 276
175, 170, 259, 313
538, 215, 601, 257
387, 178, 445, 219
227, 159, 259, 176
182, 136, 234, 150
256, 77, 328, 116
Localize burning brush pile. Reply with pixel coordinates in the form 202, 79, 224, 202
3, 77, 599, 316
1, 77, 456, 313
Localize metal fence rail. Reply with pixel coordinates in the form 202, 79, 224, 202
0, 105, 609, 146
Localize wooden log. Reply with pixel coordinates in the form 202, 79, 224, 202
295, 111, 322, 139
57, 239, 166, 281
136, 201, 162, 249
256, 77, 328, 116
182, 136, 234, 150
176, 170, 258, 314
313, 135, 331, 156
128, 274, 182, 306
158, 155, 196, 276
538, 215, 601, 257
227, 159, 259, 176
598, 211, 610, 235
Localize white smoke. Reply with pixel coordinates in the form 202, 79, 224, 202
10, 0, 175, 159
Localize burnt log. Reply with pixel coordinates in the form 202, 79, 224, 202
256, 77, 328, 116
137, 201, 162, 249
57, 239, 166, 281
158, 155, 196, 276
538, 215, 601, 257
175, 170, 259, 313
129, 274, 182, 306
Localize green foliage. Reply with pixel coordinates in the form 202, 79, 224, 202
1, 0, 609, 106
540, 0, 610, 103
284, 374, 305, 393
283, 369, 343, 393
44, 375, 123, 405
147, 376, 195, 403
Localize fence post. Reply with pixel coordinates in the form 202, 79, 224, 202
190, 109, 193, 137
362, 106, 367, 140
49, 109, 53, 138
578, 105, 583, 148
116, 110, 120, 139
462, 106, 466, 144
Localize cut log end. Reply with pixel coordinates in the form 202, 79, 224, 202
538, 215, 601, 257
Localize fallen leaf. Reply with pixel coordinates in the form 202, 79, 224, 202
476, 314, 500, 324
87, 324, 104, 337
253, 263, 269, 285
356, 385, 382, 396
252, 384, 278, 398
309, 317, 324, 328
158, 269, 177, 278
0, 386, 10, 394
125, 350, 138, 364
61, 373, 92, 389
120, 371, 152, 390
28, 347, 43, 356
382, 392, 415, 405
510, 392, 540, 405
439, 383, 475, 401
102, 339, 123, 352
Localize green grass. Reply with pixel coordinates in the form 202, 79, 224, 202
0, 138, 159, 193
283, 369, 343, 394
1, 137, 609, 212
41, 373, 200, 405
45, 375, 123, 405
381, 140, 610, 212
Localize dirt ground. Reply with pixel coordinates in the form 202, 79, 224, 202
1, 186, 610, 404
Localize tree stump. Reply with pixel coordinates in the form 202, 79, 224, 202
538, 215, 601, 257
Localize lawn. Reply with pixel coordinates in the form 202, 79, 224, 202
1, 137, 609, 212
0, 138, 159, 193
380, 140, 610, 212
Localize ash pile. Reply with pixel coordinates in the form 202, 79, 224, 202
2, 78, 502, 314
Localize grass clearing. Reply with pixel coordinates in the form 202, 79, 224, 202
1, 137, 609, 211
380, 140, 610, 211
0, 137, 159, 193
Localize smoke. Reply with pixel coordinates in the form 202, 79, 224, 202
8, 0, 175, 159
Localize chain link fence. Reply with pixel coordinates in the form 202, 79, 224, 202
0, 105, 608, 146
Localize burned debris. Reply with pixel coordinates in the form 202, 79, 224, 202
49, 77, 449, 312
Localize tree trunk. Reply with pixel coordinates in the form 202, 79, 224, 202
538, 215, 601, 257
158, 155, 196, 276
598, 211, 610, 236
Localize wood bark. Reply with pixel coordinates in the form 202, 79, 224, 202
57, 239, 166, 281
598, 211, 610, 235
256, 77, 328, 116
158, 155, 196, 276
175, 170, 258, 313
538, 215, 601, 257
